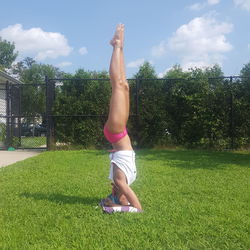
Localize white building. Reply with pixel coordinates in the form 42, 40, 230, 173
0, 71, 23, 146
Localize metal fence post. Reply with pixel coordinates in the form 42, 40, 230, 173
5, 81, 11, 148
46, 76, 55, 150
135, 78, 140, 147
45, 76, 49, 150
229, 76, 234, 149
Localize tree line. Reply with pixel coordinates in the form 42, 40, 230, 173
50, 64, 250, 150
1, 37, 250, 149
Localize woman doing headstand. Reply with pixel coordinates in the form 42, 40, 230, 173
103, 24, 142, 210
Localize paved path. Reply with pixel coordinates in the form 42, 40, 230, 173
0, 150, 43, 168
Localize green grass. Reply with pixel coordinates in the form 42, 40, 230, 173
0, 149, 249, 249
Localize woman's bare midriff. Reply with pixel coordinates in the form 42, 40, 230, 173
112, 134, 133, 151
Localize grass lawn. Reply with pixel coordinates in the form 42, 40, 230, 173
0, 149, 249, 249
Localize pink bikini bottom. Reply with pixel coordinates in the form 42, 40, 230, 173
103, 124, 128, 144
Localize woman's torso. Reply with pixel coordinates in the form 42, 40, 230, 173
112, 134, 133, 151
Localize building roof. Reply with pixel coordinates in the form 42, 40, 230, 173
0, 70, 24, 84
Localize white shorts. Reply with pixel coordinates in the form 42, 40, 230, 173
109, 150, 137, 186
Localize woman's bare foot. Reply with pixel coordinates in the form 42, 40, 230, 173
110, 23, 124, 48
120, 24, 124, 48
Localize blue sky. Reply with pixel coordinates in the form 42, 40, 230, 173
0, 0, 249, 77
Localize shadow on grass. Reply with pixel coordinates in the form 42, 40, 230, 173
136, 149, 250, 170
20, 192, 100, 205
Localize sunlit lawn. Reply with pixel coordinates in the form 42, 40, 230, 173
0, 149, 249, 249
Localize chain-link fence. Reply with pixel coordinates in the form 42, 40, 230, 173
0, 82, 47, 149
0, 76, 249, 150
136, 76, 250, 149
46, 76, 250, 150
46, 78, 139, 150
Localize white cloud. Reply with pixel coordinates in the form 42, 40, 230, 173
189, 3, 206, 11
189, 0, 220, 10
158, 72, 164, 78
56, 61, 72, 67
151, 41, 168, 57
151, 15, 233, 70
182, 61, 214, 71
0, 24, 73, 61
158, 67, 173, 78
79, 47, 88, 55
127, 58, 145, 68
234, 0, 250, 11
207, 0, 220, 5
169, 16, 233, 69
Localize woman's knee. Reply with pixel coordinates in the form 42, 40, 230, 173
111, 79, 129, 91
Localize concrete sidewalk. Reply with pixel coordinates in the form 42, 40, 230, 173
0, 150, 43, 168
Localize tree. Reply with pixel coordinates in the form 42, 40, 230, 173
134, 61, 157, 79
11, 57, 36, 79
19, 63, 64, 126
53, 69, 111, 148
164, 64, 190, 79
162, 64, 231, 148
235, 62, 250, 147
190, 65, 228, 148
132, 62, 168, 147
20, 63, 63, 84
163, 65, 194, 145
240, 62, 250, 77
0, 37, 18, 70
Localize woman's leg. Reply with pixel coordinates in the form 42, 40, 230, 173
113, 165, 142, 209
119, 25, 130, 116
106, 24, 129, 133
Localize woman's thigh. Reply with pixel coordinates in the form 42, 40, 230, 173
106, 86, 129, 133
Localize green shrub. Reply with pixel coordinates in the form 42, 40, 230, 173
0, 123, 6, 144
